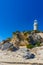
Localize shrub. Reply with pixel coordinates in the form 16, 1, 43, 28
26, 42, 41, 49
26, 44, 34, 49
6, 38, 11, 41
35, 42, 41, 47
12, 32, 16, 35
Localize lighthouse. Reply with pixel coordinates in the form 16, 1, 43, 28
34, 20, 38, 31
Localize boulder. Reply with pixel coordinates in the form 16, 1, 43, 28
1, 42, 18, 51
23, 50, 35, 59
28, 32, 42, 45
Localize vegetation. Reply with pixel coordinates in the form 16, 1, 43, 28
33, 30, 41, 33
23, 32, 28, 36
6, 38, 11, 41
16, 31, 20, 33
12, 32, 16, 35
26, 42, 41, 49
28, 31, 32, 34
23, 31, 32, 35
2, 30, 42, 48
26, 44, 34, 49
35, 42, 41, 47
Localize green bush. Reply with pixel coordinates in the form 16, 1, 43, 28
35, 42, 41, 47
26, 44, 34, 49
26, 42, 41, 49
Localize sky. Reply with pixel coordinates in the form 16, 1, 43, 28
0, 0, 43, 41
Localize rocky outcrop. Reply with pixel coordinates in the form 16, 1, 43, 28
1, 31, 43, 51
28, 32, 42, 45
11, 32, 29, 46
10, 32, 43, 46
0, 42, 18, 51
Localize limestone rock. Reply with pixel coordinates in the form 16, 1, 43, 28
28, 32, 42, 45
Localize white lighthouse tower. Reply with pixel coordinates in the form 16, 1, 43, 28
34, 20, 38, 31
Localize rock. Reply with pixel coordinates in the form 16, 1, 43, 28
1, 42, 18, 51
28, 32, 42, 45
30, 54, 35, 59
23, 50, 35, 59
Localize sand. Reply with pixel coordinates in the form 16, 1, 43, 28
0, 46, 43, 65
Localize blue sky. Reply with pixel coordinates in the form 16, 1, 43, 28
0, 0, 43, 41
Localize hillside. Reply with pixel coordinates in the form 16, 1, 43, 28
1, 31, 43, 50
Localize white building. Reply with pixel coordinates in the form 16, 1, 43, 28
34, 20, 38, 30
